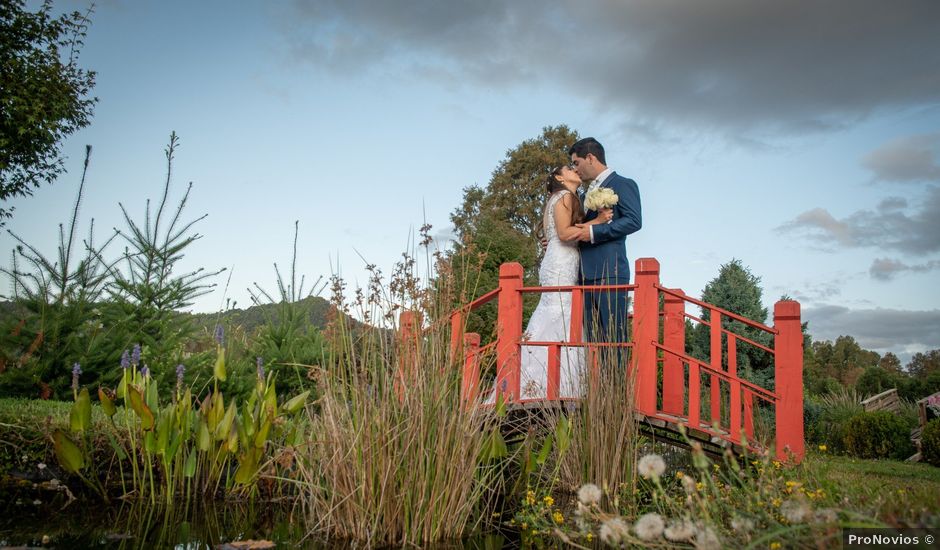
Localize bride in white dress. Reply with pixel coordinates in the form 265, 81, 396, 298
518, 166, 613, 399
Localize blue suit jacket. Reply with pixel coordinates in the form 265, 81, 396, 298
578, 172, 642, 283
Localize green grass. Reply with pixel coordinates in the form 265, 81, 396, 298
805, 451, 940, 520
0, 397, 126, 479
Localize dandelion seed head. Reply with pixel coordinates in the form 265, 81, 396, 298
664, 519, 696, 542
730, 516, 754, 533
633, 513, 665, 541
681, 474, 697, 494
781, 498, 811, 524
694, 525, 721, 550
577, 483, 602, 506
638, 453, 666, 479
599, 517, 629, 546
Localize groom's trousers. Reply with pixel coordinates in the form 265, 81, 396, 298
583, 279, 630, 372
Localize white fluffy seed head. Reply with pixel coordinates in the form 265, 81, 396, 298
638, 453, 666, 479
578, 483, 602, 506
633, 513, 665, 541
599, 517, 630, 546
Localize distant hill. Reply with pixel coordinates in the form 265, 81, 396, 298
188, 296, 334, 333
0, 296, 342, 336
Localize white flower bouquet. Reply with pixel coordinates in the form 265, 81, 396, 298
584, 187, 618, 211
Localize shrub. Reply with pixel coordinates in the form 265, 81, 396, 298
843, 411, 916, 460
806, 389, 863, 454
922, 419, 940, 466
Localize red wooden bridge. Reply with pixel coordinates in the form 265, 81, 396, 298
402, 257, 804, 462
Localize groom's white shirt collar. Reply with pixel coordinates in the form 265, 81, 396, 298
592, 167, 614, 188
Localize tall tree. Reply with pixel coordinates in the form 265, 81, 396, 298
451, 125, 579, 244
438, 125, 578, 340
688, 259, 773, 384
0, 0, 96, 225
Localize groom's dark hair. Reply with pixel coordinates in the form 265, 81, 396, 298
568, 137, 606, 165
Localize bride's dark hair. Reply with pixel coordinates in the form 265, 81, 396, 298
545, 166, 584, 226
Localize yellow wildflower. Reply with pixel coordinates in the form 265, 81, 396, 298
525, 490, 536, 506
773, 461, 782, 469
676, 471, 685, 479
818, 444, 827, 452
553, 511, 564, 524
543, 495, 554, 507
770, 542, 782, 550
586, 533, 593, 542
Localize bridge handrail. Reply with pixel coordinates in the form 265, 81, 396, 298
519, 283, 637, 294
652, 342, 779, 403
657, 284, 778, 336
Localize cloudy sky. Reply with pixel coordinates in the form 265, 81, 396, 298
4, 1, 939, 363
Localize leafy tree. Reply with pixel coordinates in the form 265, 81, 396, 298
908, 350, 940, 379
451, 125, 579, 244
813, 336, 881, 387
688, 259, 772, 385
439, 125, 577, 341
1, 0, 97, 225
879, 352, 902, 373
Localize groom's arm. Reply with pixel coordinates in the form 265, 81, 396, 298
589, 177, 642, 243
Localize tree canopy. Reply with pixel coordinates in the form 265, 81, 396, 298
1, 0, 97, 225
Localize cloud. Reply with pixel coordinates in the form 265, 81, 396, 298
862, 134, 940, 183
777, 185, 940, 254
869, 257, 940, 281
803, 305, 940, 353
279, 0, 940, 135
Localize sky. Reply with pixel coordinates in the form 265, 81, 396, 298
3, 0, 940, 364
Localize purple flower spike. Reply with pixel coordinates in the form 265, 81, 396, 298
121, 350, 130, 369
214, 324, 224, 346
131, 344, 141, 366
71, 363, 81, 391
140, 364, 149, 378
176, 364, 185, 381
256, 357, 265, 380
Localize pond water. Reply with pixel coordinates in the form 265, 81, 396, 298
0, 493, 520, 549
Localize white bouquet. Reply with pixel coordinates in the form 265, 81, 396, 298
584, 187, 618, 211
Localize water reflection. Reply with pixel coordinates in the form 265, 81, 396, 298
0, 498, 521, 549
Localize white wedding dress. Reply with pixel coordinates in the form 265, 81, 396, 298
518, 190, 585, 399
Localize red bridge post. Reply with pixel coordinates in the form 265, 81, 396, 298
461, 332, 482, 406
662, 289, 686, 416
495, 263, 524, 402
397, 310, 421, 398
633, 258, 660, 415
774, 300, 804, 462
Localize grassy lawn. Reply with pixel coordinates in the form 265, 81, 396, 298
805, 451, 940, 521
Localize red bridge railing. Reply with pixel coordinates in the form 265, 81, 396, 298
400, 257, 804, 462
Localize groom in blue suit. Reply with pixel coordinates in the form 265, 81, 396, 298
569, 137, 642, 348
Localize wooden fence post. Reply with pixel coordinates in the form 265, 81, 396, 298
633, 258, 660, 415
662, 289, 686, 416
495, 263, 524, 402
774, 300, 804, 462
461, 333, 482, 407
397, 311, 421, 398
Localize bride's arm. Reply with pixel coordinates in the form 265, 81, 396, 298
554, 194, 583, 242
